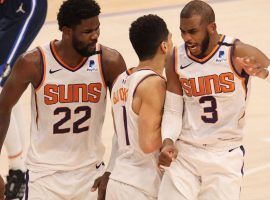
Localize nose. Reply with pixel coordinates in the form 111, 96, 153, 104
182, 32, 192, 43
91, 30, 100, 40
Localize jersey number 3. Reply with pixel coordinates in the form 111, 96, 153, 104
53, 106, 91, 134
199, 96, 218, 123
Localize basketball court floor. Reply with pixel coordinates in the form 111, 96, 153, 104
1, 0, 270, 199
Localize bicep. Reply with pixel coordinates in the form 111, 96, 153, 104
0, 55, 37, 112
138, 78, 166, 135
235, 42, 270, 68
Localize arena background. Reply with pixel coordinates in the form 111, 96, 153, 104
1, 1, 270, 199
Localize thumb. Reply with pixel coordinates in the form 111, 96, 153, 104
91, 177, 101, 192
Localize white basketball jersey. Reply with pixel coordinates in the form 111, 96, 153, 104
26, 41, 107, 172
110, 69, 162, 197
175, 35, 251, 148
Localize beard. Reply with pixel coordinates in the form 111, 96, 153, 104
197, 31, 210, 59
72, 35, 97, 57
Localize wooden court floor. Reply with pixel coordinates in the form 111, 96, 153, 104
1, 0, 270, 199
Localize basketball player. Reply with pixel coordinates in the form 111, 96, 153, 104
0, 0, 47, 199
105, 14, 172, 200
158, 1, 270, 200
0, 0, 126, 199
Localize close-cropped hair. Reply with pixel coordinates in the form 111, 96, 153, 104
57, 0, 101, 31
180, 0, 215, 24
129, 14, 169, 61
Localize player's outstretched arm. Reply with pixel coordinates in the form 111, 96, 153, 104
136, 75, 166, 154
233, 41, 270, 79
0, 50, 41, 152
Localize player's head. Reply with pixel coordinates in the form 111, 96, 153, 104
57, 0, 101, 57
180, 0, 216, 58
129, 14, 172, 61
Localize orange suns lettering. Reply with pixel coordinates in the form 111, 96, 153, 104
180, 72, 235, 97
44, 83, 102, 105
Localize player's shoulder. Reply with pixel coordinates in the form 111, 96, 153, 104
18, 48, 41, 65
136, 73, 166, 95
99, 44, 126, 89
99, 44, 123, 63
232, 39, 250, 58
13, 48, 42, 83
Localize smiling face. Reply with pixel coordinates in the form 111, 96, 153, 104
71, 16, 100, 57
180, 15, 211, 58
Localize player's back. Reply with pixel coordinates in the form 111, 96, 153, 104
26, 41, 107, 176
110, 69, 161, 198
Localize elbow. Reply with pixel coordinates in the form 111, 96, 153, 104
139, 140, 162, 154
140, 146, 155, 154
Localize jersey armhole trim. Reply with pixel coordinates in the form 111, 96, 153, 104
132, 74, 162, 98
34, 47, 46, 92
97, 44, 108, 91
228, 39, 250, 98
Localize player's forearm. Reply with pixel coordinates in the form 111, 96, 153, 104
139, 128, 162, 154
161, 91, 183, 142
106, 133, 118, 173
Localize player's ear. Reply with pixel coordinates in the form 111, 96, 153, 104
62, 26, 72, 39
161, 41, 168, 54
207, 22, 216, 34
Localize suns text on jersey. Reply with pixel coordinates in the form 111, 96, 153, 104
180, 72, 235, 97
43, 83, 102, 105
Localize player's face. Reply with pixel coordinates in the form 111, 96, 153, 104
72, 16, 100, 57
180, 15, 210, 58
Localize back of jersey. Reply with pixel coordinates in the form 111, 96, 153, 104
110, 69, 161, 198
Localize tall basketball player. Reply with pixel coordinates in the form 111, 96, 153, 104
0, 0, 47, 199
105, 14, 173, 200
0, 0, 126, 199
158, 1, 270, 200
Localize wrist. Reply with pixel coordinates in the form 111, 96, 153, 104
162, 138, 174, 147
103, 171, 111, 177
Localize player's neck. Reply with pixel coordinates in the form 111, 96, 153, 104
137, 58, 164, 76
203, 33, 220, 56
54, 40, 86, 68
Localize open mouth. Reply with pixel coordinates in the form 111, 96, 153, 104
186, 43, 201, 55
186, 43, 198, 51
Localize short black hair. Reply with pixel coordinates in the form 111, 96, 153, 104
129, 14, 169, 61
181, 0, 215, 24
57, 0, 101, 31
